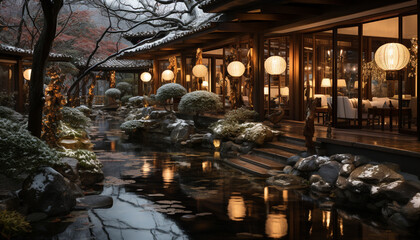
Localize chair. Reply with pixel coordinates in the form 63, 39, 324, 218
337, 96, 367, 125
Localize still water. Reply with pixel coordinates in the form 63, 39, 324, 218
47, 118, 418, 240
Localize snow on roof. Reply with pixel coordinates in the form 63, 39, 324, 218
199, 0, 222, 9
0, 43, 71, 60
75, 58, 152, 70
119, 11, 223, 57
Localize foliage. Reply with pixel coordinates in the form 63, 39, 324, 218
59, 149, 102, 172
178, 91, 222, 115
209, 120, 242, 139
42, 66, 66, 147
116, 82, 132, 96
87, 79, 96, 108
0, 119, 59, 177
0, 210, 31, 240
58, 122, 86, 139
60, 106, 91, 130
225, 107, 258, 123
156, 83, 187, 102
105, 88, 121, 99
0, 92, 16, 109
76, 105, 91, 116
121, 95, 133, 104
128, 96, 144, 106
120, 120, 143, 133
0, 106, 23, 122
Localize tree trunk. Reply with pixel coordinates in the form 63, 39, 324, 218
27, 0, 63, 138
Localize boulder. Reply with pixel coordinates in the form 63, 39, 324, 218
401, 193, 420, 221
353, 155, 370, 167
79, 169, 104, 186
282, 166, 293, 174
349, 164, 404, 185
339, 163, 355, 177
330, 153, 353, 163
345, 177, 371, 193
377, 180, 420, 204
267, 174, 307, 189
170, 121, 195, 143
286, 155, 301, 166
335, 176, 347, 190
76, 195, 113, 210
19, 167, 76, 216
295, 155, 318, 172
315, 156, 330, 167
311, 180, 333, 193
309, 174, 323, 184
318, 161, 341, 185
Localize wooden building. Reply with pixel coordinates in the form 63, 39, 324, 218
120, 0, 420, 140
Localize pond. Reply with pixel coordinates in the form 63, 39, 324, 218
37, 117, 419, 240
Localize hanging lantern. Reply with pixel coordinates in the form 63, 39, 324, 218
140, 72, 152, 82
192, 64, 208, 78
162, 70, 174, 81
264, 56, 286, 75
23, 69, 32, 81
227, 61, 245, 77
374, 43, 410, 71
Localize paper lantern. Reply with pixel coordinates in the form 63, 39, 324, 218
337, 79, 347, 88
374, 43, 410, 71
321, 78, 331, 87
162, 70, 174, 81
140, 72, 152, 82
202, 81, 208, 87
192, 64, 208, 78
264, 56, 287, 75
227, 61, 245, 77
280, 87, 289, 96
23, 69, 32, 81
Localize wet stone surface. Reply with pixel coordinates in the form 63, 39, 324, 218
25, 117, 420, 240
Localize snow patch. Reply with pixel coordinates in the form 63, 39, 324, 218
29, 174, 48, 192
410, 193, 420, 208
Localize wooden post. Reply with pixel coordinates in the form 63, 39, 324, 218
16, 59, 24, 113
358, 24, 363, 128
181, 53, 187, 88
332, 28, 338, 127
211, 56, 216, 93
417, 0, 420, 140
290, 33, 303, 121
252, 33, 265, 121
153, 58, 159, 94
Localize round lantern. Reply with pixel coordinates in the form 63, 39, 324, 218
374, 43, 410, 71
264, 56, 286, 75
227, 61, 245, 77
23, 68, 32, 81
192, 64, 208, 78
202, 80, 209, 87
161, 69, 174, 81
140, 72, 152, 82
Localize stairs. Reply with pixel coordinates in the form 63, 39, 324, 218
223, 136, 307, 176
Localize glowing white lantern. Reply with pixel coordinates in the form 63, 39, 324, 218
374, 43, 410, 71
265, 56, 287, 75
192, 64, 208, 78
202, 80, 209, 87
23, 69, 32, 81
140, 72, 152, 82
227, 61, 245, 77
161, 70, 174, 81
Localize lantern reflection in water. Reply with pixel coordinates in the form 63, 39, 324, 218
162, 166, 174, 187
265, 213, 288, 238
322, 211, 331, 229
141, 162, 152, 177
228, 195, 246, 221
213, 151, 220, 160
202, 161, 212, 173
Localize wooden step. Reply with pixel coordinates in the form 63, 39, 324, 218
266, 141, 306, 153
253, 148, 296, 161
222, 158, 269, 176
239, 154, 285, 170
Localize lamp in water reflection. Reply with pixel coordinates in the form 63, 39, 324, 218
228, 195, 246, 221
213, 139, 221, 149
322, 211, 331, 229
265, 213, 288, 238
213, 151, 220, 160
110, 141, 116, 151
202, 161, 212, 173
162, 166, 174, 186
141, 162, 151, 177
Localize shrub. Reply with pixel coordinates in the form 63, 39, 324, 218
0, 92, 16, 108
59, 149, 102, 172
61, 107, 91, 129
0, 119, 59, 177
128, 96, 144, 106
178, 91, 222, 115
0, 106, 23, 122
58, 122, 87, 139
156, 83, 187, 102
225, 107, 258, 123
76, 105, 91, 116
121, 95, 133, 104
0, 210, 31, 239
105, 88, 121, 99
116, 82, 132, 96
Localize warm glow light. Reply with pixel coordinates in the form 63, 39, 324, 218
202, 161, 212, 173
264, 187, 269, 202
280, 87, 289, 96
321, 78, 331, 87
142, 162, 151, 177
375, 43, 410, 71
282, 190, 288, 202
228, 195, 246, 221
162, 70, 174, 81
213, 151, 220, 159
264, 56, 286, 75
265, 213, 288, 238
162, 166, 174, 186
110, 141, 116, 151
322, 211, 331, 228
213, 139, 221, 149
140, 72, 152, 82
354, 81, 358, 89
337, 79, 347, 88
23, 69, 32, 81
202, 81, 208, 87
227, 61, 245, 77
192, 64, 208, 78
186, 74, 191, 82
264, 86, 269, 95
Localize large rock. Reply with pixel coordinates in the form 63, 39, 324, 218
79, 169, 104, 186
353, 155, 371, 167
76, 195, 113, 210
19, 167, 76, 216
315, 156, 330, 167
294, 155, 318, 172
170, 121, 195, 143
401, 193, 420, 221
339, 163, 355, 177
311, 180, 333, 193
286, 155, 301, 166
318, 161, 341, 185
349, 164, 404, 185
267, 174, 307, 189
377, 180, 420, 204
330, 153, 353, 163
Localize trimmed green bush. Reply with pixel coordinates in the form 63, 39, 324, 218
225, 107, 258, 123
178, 90, 222, 115
0, 119, 59, 177
116, 82, 132, 96
156, 83, 187, 102
121, 95, 133, 104
105, 88, 121, 99
120, 120, 143, 133
0, 106, 23, 122
61, 107, 91, 129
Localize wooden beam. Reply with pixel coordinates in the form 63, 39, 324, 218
233, 13, 291, 21
259, 5, 323, 15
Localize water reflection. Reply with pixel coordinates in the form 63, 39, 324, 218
265, 213, 288, 238
202, 160, 212, 173
228, 195, 246, 221
162, 165, 175, 187
141, 161, 152, 177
